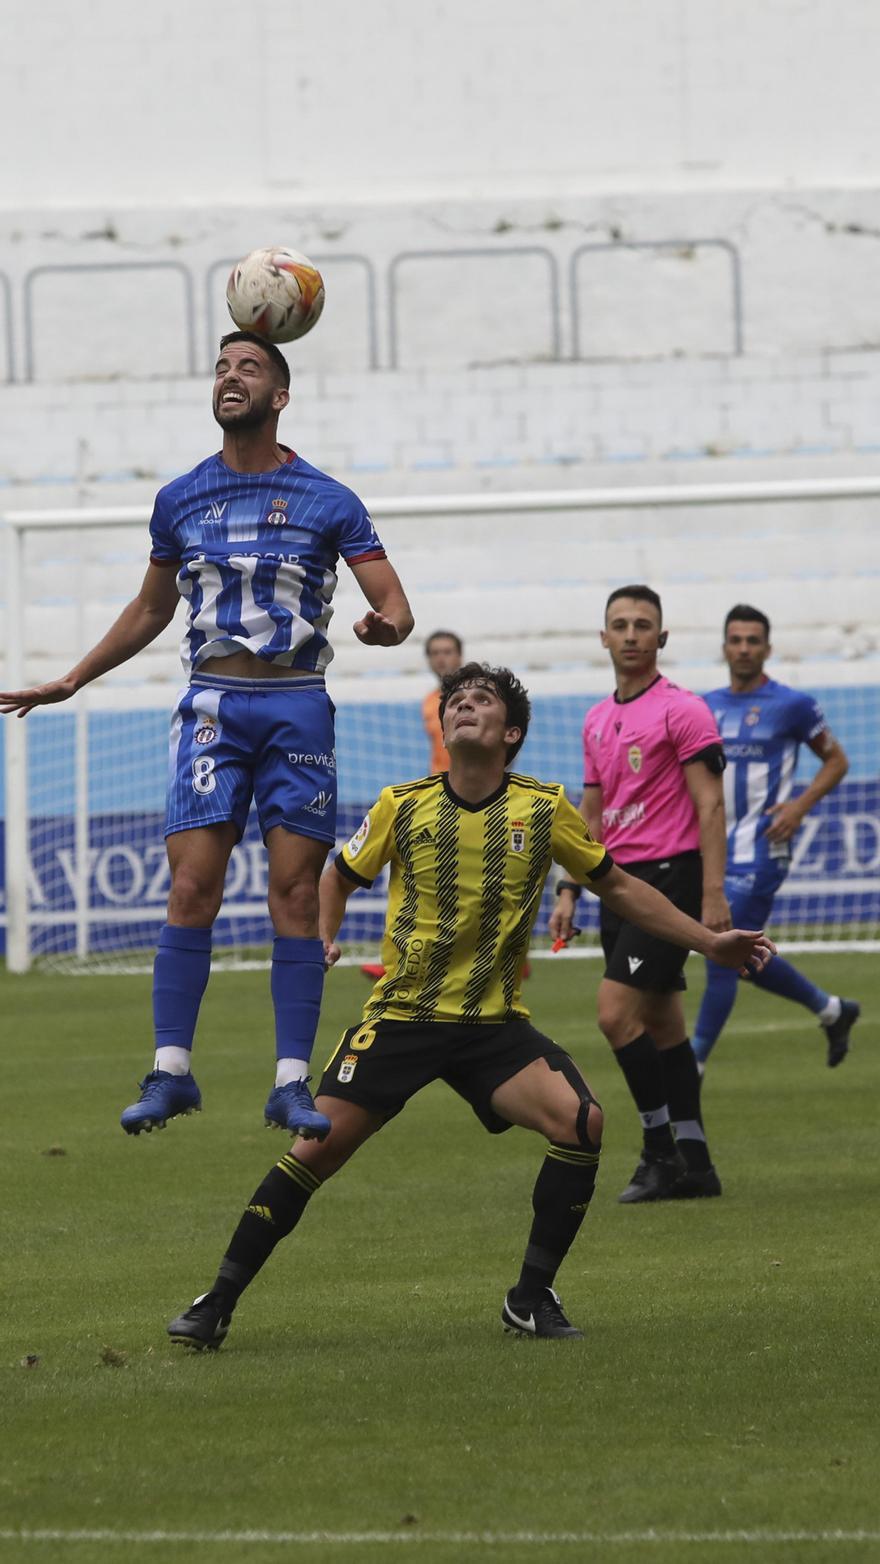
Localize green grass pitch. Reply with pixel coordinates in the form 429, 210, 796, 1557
2, 952, 877, 1564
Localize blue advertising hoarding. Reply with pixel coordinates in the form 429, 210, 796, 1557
1, 690, 878, 957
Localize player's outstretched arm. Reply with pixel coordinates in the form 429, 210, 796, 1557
593, 864, 775, 975
319, 862, 359, 967
349, 557, 414, 646
0, 562, 180, 718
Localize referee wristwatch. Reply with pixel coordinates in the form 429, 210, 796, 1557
555, 879, 583, 901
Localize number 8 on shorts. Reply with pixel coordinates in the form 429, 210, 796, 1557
192, 756, 217, 795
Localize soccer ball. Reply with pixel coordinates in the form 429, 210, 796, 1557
226, 247, 325, 344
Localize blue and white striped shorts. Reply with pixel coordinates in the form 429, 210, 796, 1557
165, 673, 337, 844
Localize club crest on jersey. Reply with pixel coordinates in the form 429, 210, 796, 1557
337, 1053, 358, 1084
194, 720, 218, 746
510, 821, 526, 853
347, 815, 370, 857
265, 497, 288, 525
627, 745, 642, 773
745, 707, 761, 726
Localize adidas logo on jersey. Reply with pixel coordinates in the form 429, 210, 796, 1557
413, 827, 434, 845
627, 956, 643, 974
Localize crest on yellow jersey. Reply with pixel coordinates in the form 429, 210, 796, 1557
510, 820, 526, 853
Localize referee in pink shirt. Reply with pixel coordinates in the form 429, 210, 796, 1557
551, 585, 732, 1202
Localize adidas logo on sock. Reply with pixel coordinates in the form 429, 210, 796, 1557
247, 1204, 274, 1223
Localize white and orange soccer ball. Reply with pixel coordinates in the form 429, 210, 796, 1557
226, 246, 325, 344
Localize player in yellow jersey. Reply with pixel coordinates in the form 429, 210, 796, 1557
168, 665, 773, 1348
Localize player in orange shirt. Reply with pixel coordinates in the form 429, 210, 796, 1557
422, 630, 464, 772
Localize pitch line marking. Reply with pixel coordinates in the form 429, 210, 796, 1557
1, 1528, 879, 1547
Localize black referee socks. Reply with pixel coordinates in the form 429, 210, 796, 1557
660, 1039, 712, 1171
613, 1032, 677, 1155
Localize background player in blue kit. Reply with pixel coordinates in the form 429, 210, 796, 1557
0, 331, 414, 1137
693, 604, 859, 1070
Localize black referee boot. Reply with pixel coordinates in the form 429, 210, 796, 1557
823, 998, 860, 1068
668, 1164, 722, 1199
618, 1149, 685, 1204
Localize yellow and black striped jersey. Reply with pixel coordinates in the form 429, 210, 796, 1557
337, 771, 611, 1024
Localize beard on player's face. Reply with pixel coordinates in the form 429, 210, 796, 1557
213, 386, 278, 431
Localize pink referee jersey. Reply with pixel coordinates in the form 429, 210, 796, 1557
582, 675, 722, 861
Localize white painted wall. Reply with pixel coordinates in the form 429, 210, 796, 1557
6, 0, 880, 204
2, 347, 880, 499
3, 0, 880, 691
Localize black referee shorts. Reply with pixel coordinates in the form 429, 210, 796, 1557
317, 1016, 571, 1134
600, 850, 702, 993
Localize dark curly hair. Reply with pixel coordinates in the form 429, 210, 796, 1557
438, 662, 531, 763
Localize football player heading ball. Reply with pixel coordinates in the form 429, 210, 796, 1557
0, 329, 414, 1141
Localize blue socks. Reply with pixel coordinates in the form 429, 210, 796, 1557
152, 924, 212, 1057
693, 955, 830, 1064
271, 936, 325, 1065
751, 955, 828, 1014
692, 963, 739, 1063
151, 928, 325, 1078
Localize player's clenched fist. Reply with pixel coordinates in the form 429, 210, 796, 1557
353, 609, 402, 646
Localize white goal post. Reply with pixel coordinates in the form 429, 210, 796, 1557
4, 474, 880, 972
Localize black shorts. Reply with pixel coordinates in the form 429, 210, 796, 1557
317, 1016, 570, 1134
600, 850, 702, 993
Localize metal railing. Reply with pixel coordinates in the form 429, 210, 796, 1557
1, 236, 748, 383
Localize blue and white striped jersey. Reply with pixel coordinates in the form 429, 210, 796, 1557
706, 678, 827, 869
149, 451, 385, 676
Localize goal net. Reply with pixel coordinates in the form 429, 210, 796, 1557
3, 480, 880, 972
